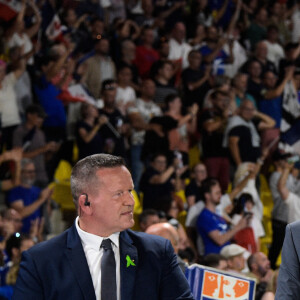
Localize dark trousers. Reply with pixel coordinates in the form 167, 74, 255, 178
268, 219, 287, 269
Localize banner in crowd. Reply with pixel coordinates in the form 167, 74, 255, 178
46, 14, 65, 41
185, 264, 256, 300
0, 0, 22, 21
280, 80, 300, 154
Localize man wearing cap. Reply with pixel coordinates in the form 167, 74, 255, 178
220, 244, 247, 275
12, 104, 60, 187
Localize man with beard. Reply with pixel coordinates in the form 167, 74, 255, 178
247, 252, 275, 299
6, 159, 53, 234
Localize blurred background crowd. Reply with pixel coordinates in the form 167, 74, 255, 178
0, 0, 300, 298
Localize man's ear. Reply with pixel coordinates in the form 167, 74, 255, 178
78, 194, 92, 215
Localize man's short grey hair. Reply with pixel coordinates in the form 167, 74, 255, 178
21, 158, 34, 170
71, 154, 126, 208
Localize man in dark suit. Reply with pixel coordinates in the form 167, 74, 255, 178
276, 220, 300, 299
13, 154, 194, 300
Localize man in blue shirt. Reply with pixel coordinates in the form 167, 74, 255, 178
197, 178, 248, 255
7, 158, 53, 234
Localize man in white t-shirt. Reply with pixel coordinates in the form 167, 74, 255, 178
168, 22, 192, 69
0, 59, 25, 150
127, 79, 162, 190
277, 160, 300, 223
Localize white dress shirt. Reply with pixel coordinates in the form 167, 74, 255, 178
75, 217, 121, 300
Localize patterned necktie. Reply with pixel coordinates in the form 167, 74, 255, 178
100, 239, 117, 300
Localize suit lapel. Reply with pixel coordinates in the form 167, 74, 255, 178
119, 230, 138, 300
65, 225, 96, 300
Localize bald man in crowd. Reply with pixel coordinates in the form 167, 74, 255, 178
146, 222, 187, 272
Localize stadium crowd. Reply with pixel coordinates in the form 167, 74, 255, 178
1, 0, 300, 298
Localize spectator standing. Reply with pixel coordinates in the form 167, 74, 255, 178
139, 153, 185, 210
153, 60, 177, 108
81, 37, 116, 99
0, 58, 25, 150
115, 66, 136, 116
12, 105, 58, 187
164, 94, 198, 169
168, 22, 192, 70
200, 90, 231, 192
264, 25, 285, 71
98, 80, 130, 160
268, 151, 297, 269
185, 163, 207, 208
244, 7, 268, 50
76, 103, 108, 160
128, 79, 162, 190
181, 50, 211, 108
223, 100, 275, 167
133, 27, 159, 79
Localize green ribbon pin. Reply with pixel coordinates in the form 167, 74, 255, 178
126, 255, 136, 267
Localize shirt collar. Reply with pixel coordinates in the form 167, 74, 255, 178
75, 216, 120, 250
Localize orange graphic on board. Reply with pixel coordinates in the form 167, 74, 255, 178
202, 271, 249, 299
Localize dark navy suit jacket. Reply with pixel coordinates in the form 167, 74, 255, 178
12, 224, 194, 300
276, 221, 300, 299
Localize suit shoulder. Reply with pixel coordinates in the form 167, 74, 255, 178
288, 220, 300, 232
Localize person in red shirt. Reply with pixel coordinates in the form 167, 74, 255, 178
134, 27, 159, 79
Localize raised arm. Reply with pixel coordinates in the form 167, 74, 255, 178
24, 0, 42, 39
277, 162, 293, 201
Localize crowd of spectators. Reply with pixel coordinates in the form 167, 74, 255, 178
1, 0, 300, 298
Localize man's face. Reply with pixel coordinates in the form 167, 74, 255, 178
263, 72, 277, 88
141, 80, 156, 99
207, 183, 222, 205
228, 254, 245, 272
235, 74, 248, 91
27, 113, 44, 128
21, 163, 36, 186
92, 20, 104, 35
249, 62, 262, 78
142, 29, 155, 45
95, 39, 109, 55
160, 63, 173, 80
173, 23, 186, 42
152, 155, 167, 173
103, 89, 117, 108
240, 101, 255, 121
194, 164, 207, 182
212, 94, 228, 112
90, 166, 135, 236
255, 42, 268, 59
188, 52, 202, 68
255, 252, 271, 277
141, 215, 160, 231
118, 68, 132, 85
4, 209, 23, 232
